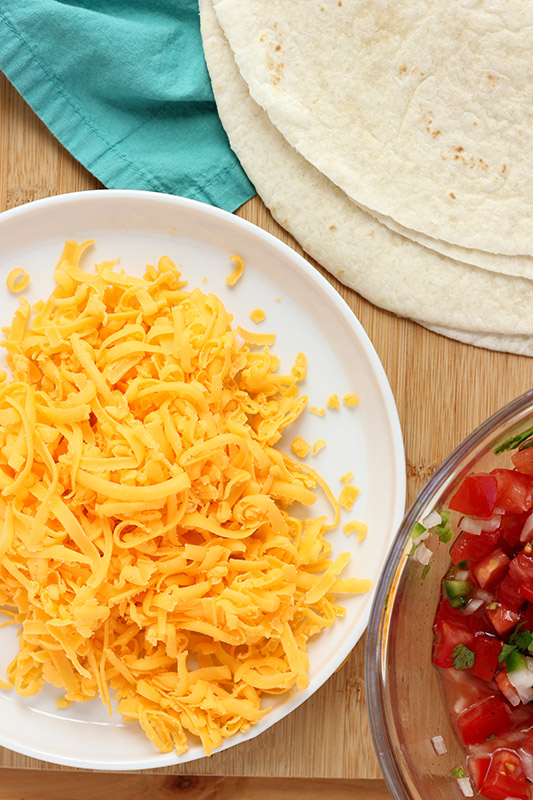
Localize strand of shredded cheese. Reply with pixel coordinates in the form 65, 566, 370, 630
0, 240, 367, 756
6, 268, 30, 293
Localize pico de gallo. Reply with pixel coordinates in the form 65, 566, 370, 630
432, 426, 533, 800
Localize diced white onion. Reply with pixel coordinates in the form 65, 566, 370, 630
456, 777, 474, 797
519, 748, 533, 783
430, 735, 447, 755
521, 510, 533, 543
412, 542, 432, 565
507, 665, 533, 704
459, 514, 501, 535
453, 697, 468, 714
463, 598, 484, 616
422, 510, 442, 529
455, 569, 469, 581
474, 588, 493, 603
499, 679, 521, 707
459, 517, 484, 535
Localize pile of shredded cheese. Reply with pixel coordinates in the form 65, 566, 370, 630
0, 241, 369, 756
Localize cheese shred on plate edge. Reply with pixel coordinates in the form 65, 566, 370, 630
0, 240, 369, 757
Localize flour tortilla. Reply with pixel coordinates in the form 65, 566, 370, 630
212, 0, 533, 257
199, 0, 533, 355
419, 324, 533, 357
363, 206, 533, 281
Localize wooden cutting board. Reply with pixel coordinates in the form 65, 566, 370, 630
0, 70, 531, 796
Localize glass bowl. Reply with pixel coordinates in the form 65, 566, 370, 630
366, 387, 533, 800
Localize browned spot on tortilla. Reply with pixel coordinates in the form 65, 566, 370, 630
449, 193, 456, 199
329, 224, 338, 231
501, 164, 507, 174
432, 130, 441, 138
448, 147, 491, 174
399, 64, 407, 75
338, 0, 342, 5
266, 30, 284, 85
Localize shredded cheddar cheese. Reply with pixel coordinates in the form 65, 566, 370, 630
249, 308, 266, 324
312, 439, 326, 456
338, 485, 360, 511
6, 268, 30, 293
343, 521, 367, 542
0, 240, 366, 757
340, 471, 354, 484
326, 394, 340, 409
226, 254, 244, 286
343, 393, 359, 407
290, 436, 311, 458
309, 406, 325, 416
236, 326, 276, 347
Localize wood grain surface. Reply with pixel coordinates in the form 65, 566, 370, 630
0, 67, 532, 798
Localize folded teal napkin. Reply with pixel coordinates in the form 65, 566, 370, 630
0, 0, 255, 211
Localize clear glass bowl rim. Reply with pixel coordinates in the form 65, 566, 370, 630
365, 386, 533, 800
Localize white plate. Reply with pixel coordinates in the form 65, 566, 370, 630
0, 190, 405, 769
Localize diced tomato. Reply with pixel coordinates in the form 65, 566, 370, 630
492, 469, 533, 515
433, 620, 475, 668
519, 726, 533, 753
449, 473, 498, 518
494, 670, 521, 706
472, 548, 510, 589
450, 528, 501, 565
433, 597, 484, 634
479, 749, 529, 800
512, 444, 533, 476
457, 695, 514, 745
499, 512, 531, 551
520, 582, 533, 603
521, 602, 533, 631
470, 633, 502, 682
497, 573, 524, 610
486, 604, 522, 636
509, 549, 533, 584
468, 756, 491, 792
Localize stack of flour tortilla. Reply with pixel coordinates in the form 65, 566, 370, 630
199, 0, 533, 355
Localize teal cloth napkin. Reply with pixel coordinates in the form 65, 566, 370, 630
0, 0, 255, 211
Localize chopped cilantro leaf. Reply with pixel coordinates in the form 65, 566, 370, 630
452, 766, 466, 779
513, 629, 533, 652
499, 643, 516, 664
457, 560, 468, 569
494, 425, 533, 455
506, 623, 533, 654
452, 644, 475, 670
